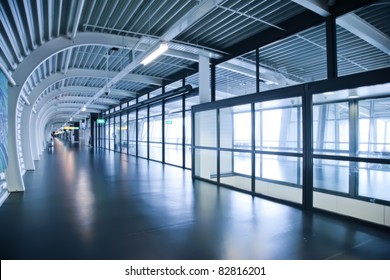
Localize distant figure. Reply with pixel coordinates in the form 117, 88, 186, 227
48, 138, 54, 153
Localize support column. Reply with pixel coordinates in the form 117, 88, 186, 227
302, 89, 313, 210
199, 54, 211, 104
90, 113, 98, 147
21, 105, 35, 170
326, 16, 338, 79
6, 86, 25, 192
30, 113, 40, 160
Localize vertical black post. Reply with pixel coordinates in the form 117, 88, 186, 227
147, 104, 150, 160
162, 84, 166, 164
211, 64, 216, 102
119, 113, 122, 153
182, 77, 186, 168
217, 108, 220, 184
136, 97, 139, 157
191, 110, 195, 179
256, 48, 260, 94
90, 113, 98, 147
126, 111, 129, 155
302, 87, 313, 210
251, 103, 256, 193
326, 16, 338, 79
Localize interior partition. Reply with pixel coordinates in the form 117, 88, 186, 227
192, 77, 390, 226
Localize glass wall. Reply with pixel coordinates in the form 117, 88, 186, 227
193, 96, 303, 204
313, 83, 390, 218
149, 104, 162, 162
97, 82, 195, 169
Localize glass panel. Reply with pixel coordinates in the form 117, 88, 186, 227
194, 149, 217, 182
186, 72, 198, 90
185, 94, 199, 169
255, 154, 302, 204
109, 118, 114, 151
128, 111, 136, 156
121, 113, 128, 153
255, 97, 302, 152
185, 110, 192, 169
313, 159, 349, 193
220, 105, 251, 150
259, 23, 326, 92
149, 104, 162, 161
194, 110, 217, 147
137, 108, 147, 158
313, 102, 349, 155
220, 151, 252, 192
359, 98, 390, 158
105, 121, 109, 149
138, 94, 148, 102
216, 50, 257, 100
114, 116, 120, 152
255, 154, 302, 185
166, 80, 182, 92
149, 88, 161, 98
358, 162, 390, 202
165, 98, 183, 166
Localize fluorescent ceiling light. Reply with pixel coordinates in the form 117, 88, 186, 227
141, 42, 168, 65
82, 106, 86, 111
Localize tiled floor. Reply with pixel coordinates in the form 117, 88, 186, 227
0, 139, 389, 260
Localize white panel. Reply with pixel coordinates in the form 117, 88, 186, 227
337, 196, 384, 224
256, 180, 301, 204
314, 192, 388, 226
385, 206, 390, 227
267, 182, 302, 204
314, 191, 337, 212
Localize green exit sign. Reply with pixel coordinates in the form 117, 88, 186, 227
165, 120, 172, 124
97, 118, 106, 124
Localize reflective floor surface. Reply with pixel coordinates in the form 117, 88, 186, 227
0, 139, 390, 260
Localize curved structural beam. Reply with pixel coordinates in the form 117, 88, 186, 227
8, 32, 140, 191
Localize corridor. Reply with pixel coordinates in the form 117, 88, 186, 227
1, 139, 389, 260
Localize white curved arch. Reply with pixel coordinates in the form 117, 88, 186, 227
7, 32, 140, 191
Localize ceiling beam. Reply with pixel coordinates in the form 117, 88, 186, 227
291, 0, 330, 17
337, 13, 390, 54
70, 0, 85, 40
162, 0, 225, 41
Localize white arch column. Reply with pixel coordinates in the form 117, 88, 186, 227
6, 33, 140, 191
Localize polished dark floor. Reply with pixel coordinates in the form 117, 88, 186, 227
1, 139, 390, 260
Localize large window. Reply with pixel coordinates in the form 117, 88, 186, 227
313, 84, 390, 204
254, 98, 302, 203
193, 96, 303, 204
165, 97, 183, 166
